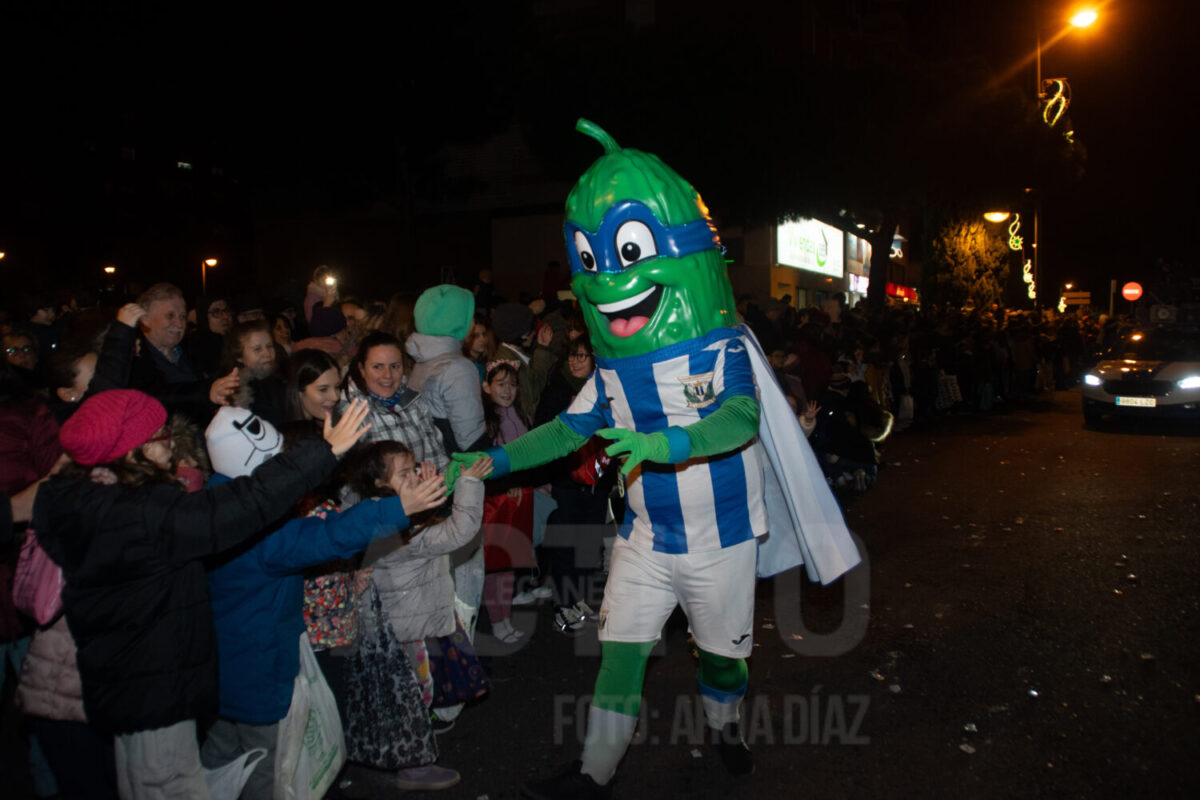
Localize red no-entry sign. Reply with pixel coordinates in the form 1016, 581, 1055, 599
1122, 282, 1143, 302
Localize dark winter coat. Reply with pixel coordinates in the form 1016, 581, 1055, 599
33, 436, 337, 734
97, 322, 216, 424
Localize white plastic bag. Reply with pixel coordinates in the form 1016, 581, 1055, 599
205, 748, 266, 800
274, 634, 346, 800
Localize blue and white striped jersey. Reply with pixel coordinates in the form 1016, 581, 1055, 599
559, 327, 766, 554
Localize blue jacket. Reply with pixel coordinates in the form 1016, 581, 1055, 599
206, 475, 410, 724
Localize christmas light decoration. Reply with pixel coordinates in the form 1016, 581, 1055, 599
1008, 214, 1023, 251
1042, 78, 1071, 128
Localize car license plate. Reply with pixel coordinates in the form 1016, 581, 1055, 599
1116, 396, 1156, 407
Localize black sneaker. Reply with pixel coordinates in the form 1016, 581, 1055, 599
521, 760, 612, 800
712, 723, 755, 776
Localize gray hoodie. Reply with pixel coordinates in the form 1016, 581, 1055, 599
406, 332, 486, 452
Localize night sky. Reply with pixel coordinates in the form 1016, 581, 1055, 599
2, 1, 1195, 302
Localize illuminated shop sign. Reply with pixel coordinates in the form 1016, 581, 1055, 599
777, 218, 845, 279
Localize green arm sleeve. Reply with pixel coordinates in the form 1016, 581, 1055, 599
504, 417, 590, 473
683, 393, 760, 459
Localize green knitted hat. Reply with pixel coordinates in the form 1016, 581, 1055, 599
414, 284, 476, 340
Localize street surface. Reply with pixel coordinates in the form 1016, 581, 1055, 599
3, 391, 1197, 798
357, 389, 1199, 798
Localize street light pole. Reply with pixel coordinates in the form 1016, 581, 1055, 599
202, 258, 218, 295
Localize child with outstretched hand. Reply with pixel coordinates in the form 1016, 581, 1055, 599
200, 406, 447, 800
32, 391, 372, 800
345, 444, 492, 791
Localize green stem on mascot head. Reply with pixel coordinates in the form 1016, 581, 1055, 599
576, 118, 622, 155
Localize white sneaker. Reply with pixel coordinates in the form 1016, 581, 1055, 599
493, 618, 526, 643
532, 585, 554, 600
512, 590, 536, 606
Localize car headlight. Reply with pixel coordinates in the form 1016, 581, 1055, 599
1178, 375, 1200, 390
1084, 374, 1103, 387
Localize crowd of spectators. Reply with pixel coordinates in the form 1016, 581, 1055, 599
0, 264, 1125, 798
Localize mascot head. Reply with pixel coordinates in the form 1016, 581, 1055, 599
564, 119, 738, 359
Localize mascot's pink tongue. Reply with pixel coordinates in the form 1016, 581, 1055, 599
609, 316, 649, 338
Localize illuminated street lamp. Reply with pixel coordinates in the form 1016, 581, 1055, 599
1038, 7, 1100, 100
0, 251, 6, 260
202, 258, 218, 294
983, 212, 1011, 223
104, 265, 117, 275
1070, 9, 1098, 29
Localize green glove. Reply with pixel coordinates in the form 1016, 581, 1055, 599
442, 460, 462, 494
596, 429, 673, 476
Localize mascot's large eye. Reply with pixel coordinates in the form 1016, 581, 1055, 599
574, 231, 598, 272
615, 220, 657, 268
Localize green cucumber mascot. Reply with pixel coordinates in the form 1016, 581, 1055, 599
456, 119, 860, 798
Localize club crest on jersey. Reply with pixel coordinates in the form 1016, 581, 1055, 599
678, 372, 716, 408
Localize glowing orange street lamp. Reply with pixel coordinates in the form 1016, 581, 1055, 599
202, 258, 218, 294
1070, 9, 1098, 29
104, 265, 116, 275
983, 212, 1011, 223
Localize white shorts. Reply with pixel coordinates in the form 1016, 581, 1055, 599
598, 535, 757, 659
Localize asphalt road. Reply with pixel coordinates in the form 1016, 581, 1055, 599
4, 390, 1197, 798
355, 389, 1199, 799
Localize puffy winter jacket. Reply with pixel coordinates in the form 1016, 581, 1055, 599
406, 332, 487, 452
366, 477, 484, 642
16, 616, 86, 722
33, 436, 337, 734
206, 479, 410, 725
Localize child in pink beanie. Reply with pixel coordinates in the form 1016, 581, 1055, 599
33, 389, 372, 800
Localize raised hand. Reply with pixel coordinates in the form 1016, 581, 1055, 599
117, 303, 147, 329
803, 401, 821, 421
323, 398, 372, 456
399, 470, 448, 516
446, 450, 492, 493
462, 456, 494, 481
209, 367, 239, 406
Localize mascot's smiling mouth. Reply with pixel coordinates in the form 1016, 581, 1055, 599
596, 285, 663, 338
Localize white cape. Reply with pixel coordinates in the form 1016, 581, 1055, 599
739, 325, 861, 584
